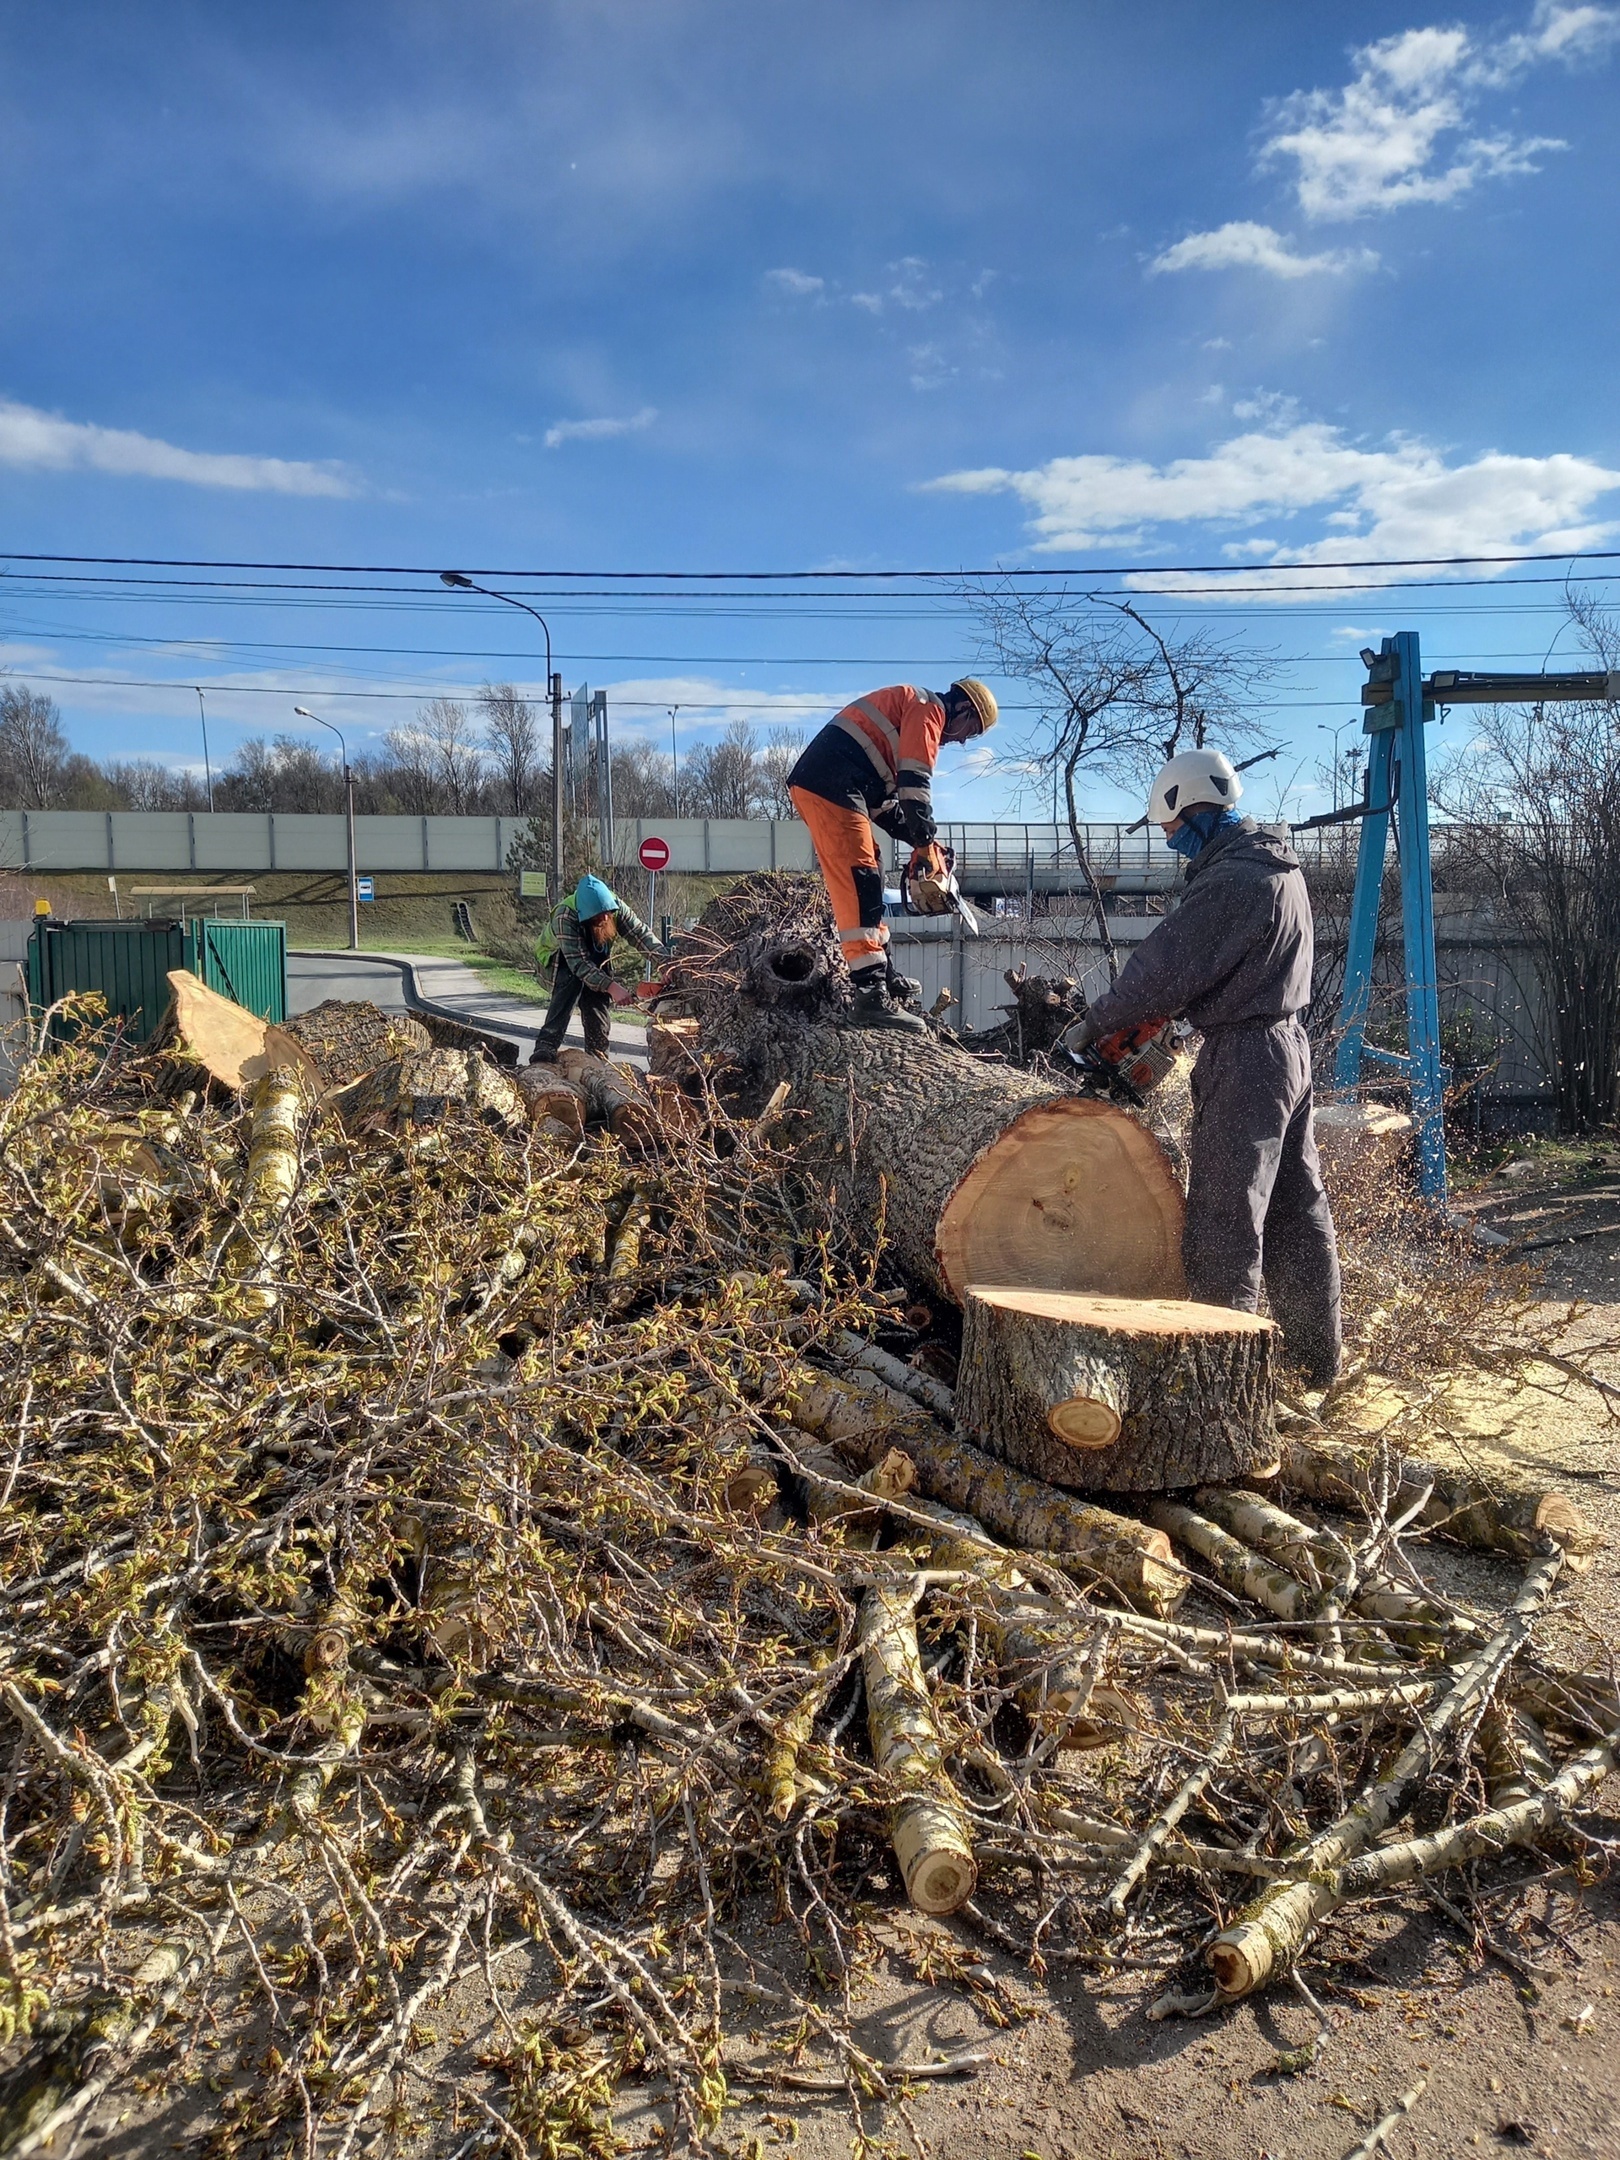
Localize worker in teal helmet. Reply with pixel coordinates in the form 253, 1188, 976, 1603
530, 874, 667, 1064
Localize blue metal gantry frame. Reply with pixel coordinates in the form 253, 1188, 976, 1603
1333, 632, 1448, 1201
1330, 636, 1620, 1208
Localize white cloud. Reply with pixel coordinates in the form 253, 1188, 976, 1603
849, 291, 884, 314
0, 398, 355, 495
888, 256, 943, 311
1150, 221, 1378, 277
1260, 4, 1618, 222
763, 267, 824, 297
543, 406, 657, 450
925, 422, 1620, 590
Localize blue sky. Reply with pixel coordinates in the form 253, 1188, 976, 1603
2, 0, 1618, 818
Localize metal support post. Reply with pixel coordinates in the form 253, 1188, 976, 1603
1333, 725, 1396, 1092
1392, 634, 1446, 1202
550, 670, 565, 902
1331, 633, 1446, 1205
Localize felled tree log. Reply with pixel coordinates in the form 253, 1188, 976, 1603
155, 970, 320, 1096
956, 1288, 1278, 1492
899, 1495, 1138, 1747
858, 1585, 977, 1914
670, 876, 1186, 1304
336, 1048, 524, 1135
515, 1067, 587, 1135
220, 1066, 310, 1307
775, 1360, 1183, 1615
649, 1017, 702, 1081
556, 1048, 658, 1146
280, 998, 430, 1085
1279, 1431, 1598, 1571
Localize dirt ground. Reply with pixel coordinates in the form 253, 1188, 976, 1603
66, 1158, 1620, 2160
691, 1160, 1620, 2160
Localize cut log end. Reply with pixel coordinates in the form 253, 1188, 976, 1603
892, 1808, 978, 1915
1048, 1397, 1123, 1450
935, 1099, 1187, 1305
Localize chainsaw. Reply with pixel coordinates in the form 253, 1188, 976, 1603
1056, 1014, 1184, 1105
899, 843, 979, 936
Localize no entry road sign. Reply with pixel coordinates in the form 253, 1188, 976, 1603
638, 836, 671, 872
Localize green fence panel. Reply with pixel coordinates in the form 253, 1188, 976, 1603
25, 917, 288, 1040
183, 919, 287, 1023
25, 919, 186, 1042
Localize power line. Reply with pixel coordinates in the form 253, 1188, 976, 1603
5, 545, 1620, 580
12, 669, 1361, 713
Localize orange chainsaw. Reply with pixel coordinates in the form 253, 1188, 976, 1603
1057, 1014, 1183, 1105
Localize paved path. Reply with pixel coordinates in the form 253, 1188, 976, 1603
287, 950, 650, 1064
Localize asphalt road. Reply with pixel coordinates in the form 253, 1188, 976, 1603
286, 950, 648, 1063
287, 952, 414, 1016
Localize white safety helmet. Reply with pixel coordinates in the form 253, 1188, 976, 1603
1147, 748, 1243, 826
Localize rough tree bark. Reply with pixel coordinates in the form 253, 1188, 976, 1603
670, 876, 1186, 1304
956, 1288, 1279, 1492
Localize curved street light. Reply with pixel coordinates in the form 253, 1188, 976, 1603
294, 705, 359, 951
440, 571, 563, 902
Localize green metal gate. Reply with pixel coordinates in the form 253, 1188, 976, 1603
26, 917, 288, 1041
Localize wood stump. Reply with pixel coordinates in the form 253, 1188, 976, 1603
956, 1286, 1278, 1493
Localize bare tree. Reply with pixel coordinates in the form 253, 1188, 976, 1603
756, 727, 806, 818
963, 583, 1276, 974
0, 684, 72, 807
418, 698, 485, 814
102, 759, 206, 811
608, 742, 676, 819
1434, 590, 1620, 1133
683, 720, 762, 818
479, 682, 540, 815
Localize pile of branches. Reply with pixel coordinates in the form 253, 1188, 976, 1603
0, 1001, 1616, 2159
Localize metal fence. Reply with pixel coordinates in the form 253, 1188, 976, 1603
889, 911, 1557, 1127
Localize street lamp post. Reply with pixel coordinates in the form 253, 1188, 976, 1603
668, 705, 680, 816
294, 706, 359, 951
194, 687, 216, 812
440, 572, 562, 903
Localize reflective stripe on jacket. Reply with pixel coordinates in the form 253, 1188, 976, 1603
831, 684, 946, 815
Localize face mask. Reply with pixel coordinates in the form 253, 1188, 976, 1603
1166, 806, 1239, 859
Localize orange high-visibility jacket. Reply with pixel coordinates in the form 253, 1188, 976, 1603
831, 683, 947, 819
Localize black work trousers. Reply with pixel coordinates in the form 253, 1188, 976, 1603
1182, 1016, 1343, 1385
533, 955, 611, 1060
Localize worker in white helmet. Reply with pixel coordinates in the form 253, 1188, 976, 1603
1065, 747, 1342, 1388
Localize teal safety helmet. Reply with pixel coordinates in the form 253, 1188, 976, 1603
573, 874, 619, 920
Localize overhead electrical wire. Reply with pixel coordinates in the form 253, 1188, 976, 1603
5, 545, 1620, 577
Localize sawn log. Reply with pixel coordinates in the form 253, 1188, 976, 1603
674, 876, 1186, 1304
956, 1287, 1279, 1493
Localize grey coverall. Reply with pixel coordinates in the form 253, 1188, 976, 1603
1084, 818, 1342, 1385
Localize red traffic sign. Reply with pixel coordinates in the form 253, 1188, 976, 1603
638, 835, 671, 872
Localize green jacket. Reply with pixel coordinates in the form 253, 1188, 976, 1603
547, 899, 660, 992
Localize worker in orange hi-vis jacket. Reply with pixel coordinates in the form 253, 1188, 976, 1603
786, 679, 998, 1031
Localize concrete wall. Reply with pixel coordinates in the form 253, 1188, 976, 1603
0, 808, 1192, 889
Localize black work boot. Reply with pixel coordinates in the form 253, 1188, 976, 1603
847, 975, 927, 1033
885, 958, 923, 1006
528, 1042, 559, 1065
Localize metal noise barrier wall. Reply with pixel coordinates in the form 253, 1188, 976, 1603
26, 918, 288, 1041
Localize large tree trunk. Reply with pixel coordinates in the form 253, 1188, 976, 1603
956, 1287, 1279, 1493
671, 876, 1186, 1304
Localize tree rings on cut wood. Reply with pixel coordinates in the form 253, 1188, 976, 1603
957, 1287, 1279, 1493
934, 1097, 1187, 1304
